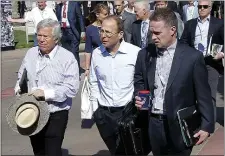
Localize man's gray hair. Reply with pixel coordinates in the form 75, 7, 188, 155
134, 1, 150, 11
36, 18, 62, 42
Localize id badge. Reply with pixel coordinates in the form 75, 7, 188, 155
198, 43, 205, 53
62, 18, 67, 22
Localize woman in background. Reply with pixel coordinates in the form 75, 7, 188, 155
84, 3, 109, 76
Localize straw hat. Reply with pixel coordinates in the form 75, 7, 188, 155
6, 93, 50, 136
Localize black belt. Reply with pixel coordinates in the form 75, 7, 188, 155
150, 113, 167, 120
99, 105, 125, 112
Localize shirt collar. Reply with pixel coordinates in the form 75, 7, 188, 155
39, 45, 58, 59
197, 14, 210, 23
100, 40, 128, 54
142, 19, 150, 24
157, 39, 177, 55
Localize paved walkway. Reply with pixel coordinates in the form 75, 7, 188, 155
1, 48, 224, 155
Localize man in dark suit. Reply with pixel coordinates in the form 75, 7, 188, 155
56, 1, 85, 74
134, 8, 214, 155
114, 0, 136, 43
131, 1, 153, 48
180, 0, 224, 123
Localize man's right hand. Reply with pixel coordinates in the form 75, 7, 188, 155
84, 69, 90, 77
135, 96, 144, 109
15, 89, 21, 96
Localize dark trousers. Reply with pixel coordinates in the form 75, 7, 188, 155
61, 28, 80, 72
207, 65, 219, 124
93, 106, 125, 155
149, 116, 192, 155
29, 110, 69, 156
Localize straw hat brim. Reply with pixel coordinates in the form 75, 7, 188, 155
6, 93, 50, 136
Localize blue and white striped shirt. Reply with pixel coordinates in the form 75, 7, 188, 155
15, 45, 80, 113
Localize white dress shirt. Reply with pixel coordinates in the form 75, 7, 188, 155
187, 5, 195, 21
15, 46, 79, 113
194, 15, 210, 56
25, 6, 58, 33
89, 40, 141, 109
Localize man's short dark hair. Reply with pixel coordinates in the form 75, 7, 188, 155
150, 7, 178, 31
103, 15, 124, 32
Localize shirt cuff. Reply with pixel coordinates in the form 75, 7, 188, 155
14, 85, 20, 95
44, 89, 55, 101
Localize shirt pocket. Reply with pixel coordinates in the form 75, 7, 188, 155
115, 64, 134, 89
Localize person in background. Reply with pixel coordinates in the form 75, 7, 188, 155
180, 0, 224, 124
134, 8, 214, 155
182, 0, 199, 23
124, 0, 135, 14
114, 0, 136, 43
89, 15, 141, 155
15, 18, 79, 156
84, 3, 109, 76
131, 0, 152, 48
7, 0, 57, 46
18, 1, 26, 18
56, 1, 85, 76
154, 1, 184, 39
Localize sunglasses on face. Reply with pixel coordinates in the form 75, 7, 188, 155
198, 5, 210, 9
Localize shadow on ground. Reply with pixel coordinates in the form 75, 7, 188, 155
92, 150, 110, 156
216, 107, 224, 127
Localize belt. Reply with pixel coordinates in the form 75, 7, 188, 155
99, 105, 125, 112
150, 113, 167, 120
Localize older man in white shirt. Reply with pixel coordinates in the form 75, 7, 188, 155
8, 0, 57, 46
89, 15, 141, 155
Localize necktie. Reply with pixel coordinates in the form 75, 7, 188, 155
62, 2, 67, 28
141, 21, 148, 49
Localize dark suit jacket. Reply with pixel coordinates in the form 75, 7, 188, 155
180, 16, 224, 73
121, 10, 136, 43
134, 42, 214, 151
56, 1, 85, 40
180, 16, 223, 50
131, 20, 153, 48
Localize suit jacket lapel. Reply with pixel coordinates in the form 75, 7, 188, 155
165, 43, 185, 93
191, 19, 197, 46
137, 22, 142, 47
207, 16, 215, 46
147, 45, 157, 91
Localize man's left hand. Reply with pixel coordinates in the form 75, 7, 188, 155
81, 32, 86, 40
213, 52, 224, 60
29, 89, 45, 100
194, 130, 210, 145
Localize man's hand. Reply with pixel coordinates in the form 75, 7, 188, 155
194, 130, 210, 145
213, 52, 224, 60
29, 89, 45, 100
81, 32, 86, 41
135, 96, 144, 109
84, 69, 90, 77
7, 16, 12, 22
15, 89, 21, 96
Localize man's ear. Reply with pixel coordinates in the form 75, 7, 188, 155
119, 31, 124, 39
171, 26, 177, 36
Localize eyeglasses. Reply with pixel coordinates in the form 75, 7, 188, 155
198, 5, 210, 9
100, 29, 118, 38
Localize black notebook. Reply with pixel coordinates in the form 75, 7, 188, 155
177, 105, 201, 147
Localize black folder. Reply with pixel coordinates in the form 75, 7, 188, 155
177, 105, 201, 147
19, 68, 28, 94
